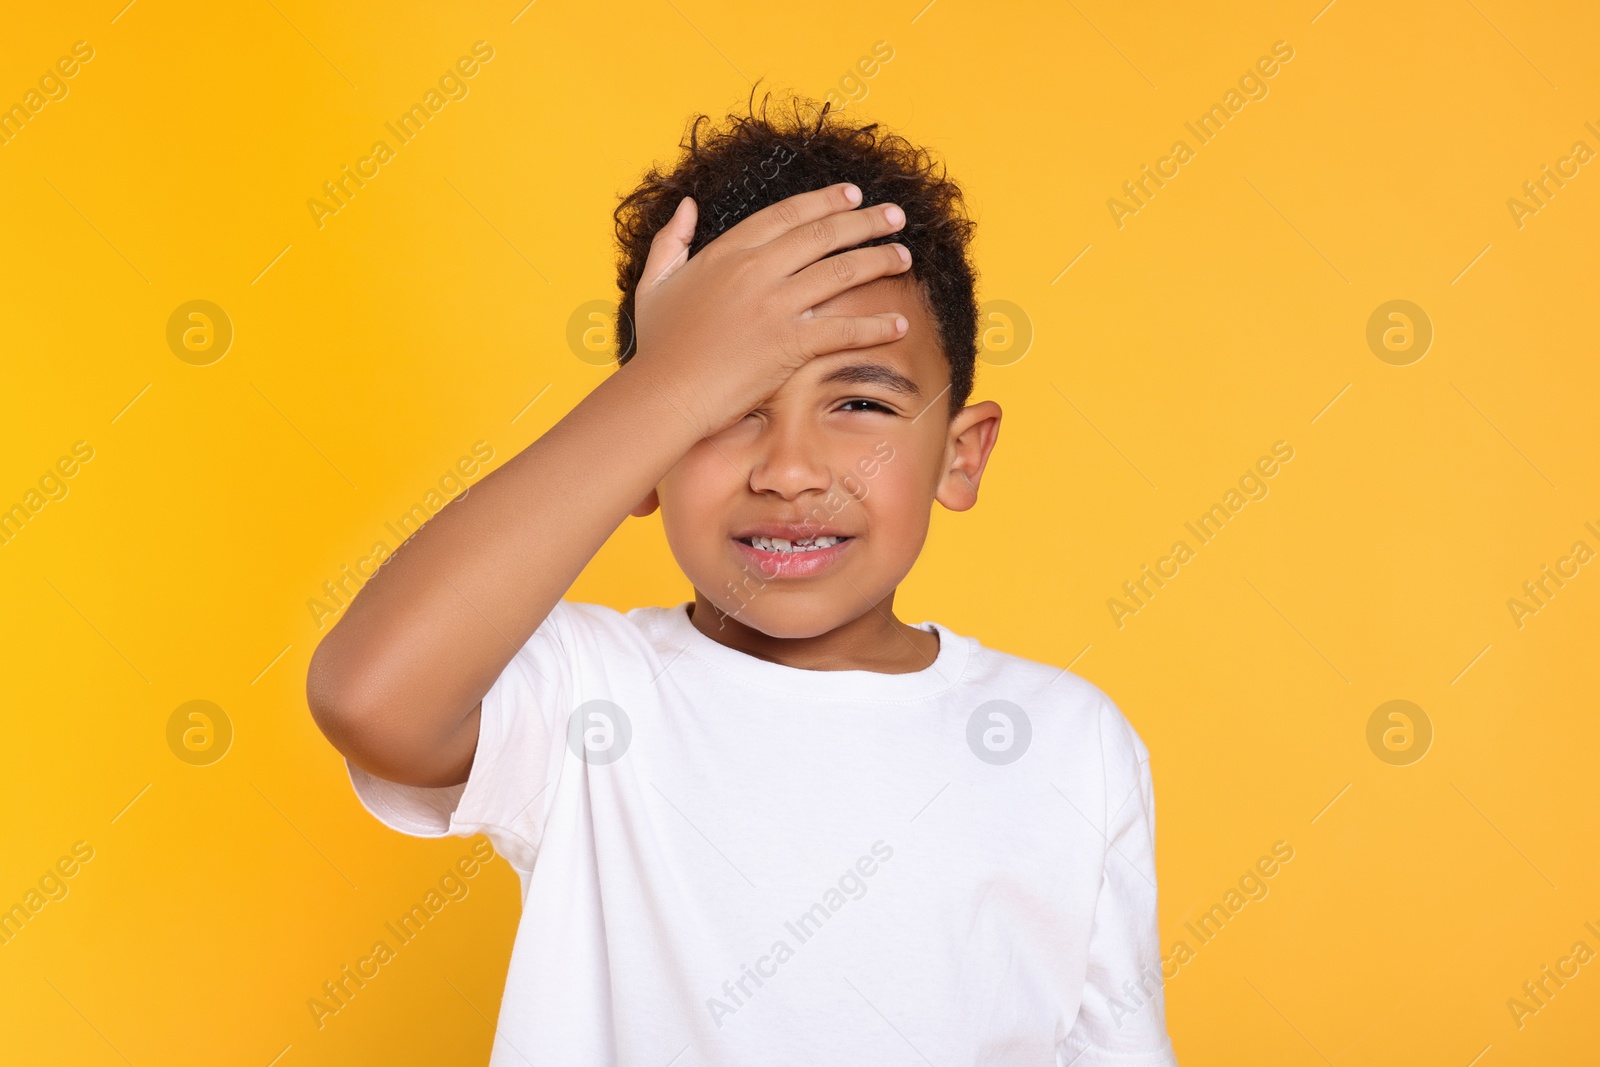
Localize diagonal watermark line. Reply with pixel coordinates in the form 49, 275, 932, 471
1310, 383, 1351, 424
1451, 643, 1492, 685
648, 638, 692, 686
511, 0, 538, 23
1450, 781, 1557, 889
911, 0, 938, 24
843, 975, 937, 1065
1051, 781, 1158, 890
1451, 243, 1492, 285
43, 977, 136, 1065
511, 383, 553, 424
440, 574, 553, 687
111, 383, 152, 424
111, 783, 152, 824
251, 644, 293, 685
1463, 0, 1558, 88
1450, 382, 1556, 489
908, 381, 953, 428
1243, 176, 1350, 284
444, 177, 552, 283
1310, 782, 1351, 824
250, 381, 360, 489
1045, 644, 1093, 689
1310, 0, 1338, 23
251, 780, 360, 889
42, 574, 151, 683
908, 781, 950, 823
505, 780, 553, 838
263, 0, 358, 88
443, 975, 537, 1066
651, 783, 757, 888
252, 244, 292, 285
44, 177, 150, 284
1064, 1, 1156, 88
264, 1045, 292, 1067
1051, 243, 1093, 284
1048, 382, 1157, 489
1244, 976, 1334, 1063
111, 0, 138, 24
1243, 576, 1351, 684
660, 0, 751, 83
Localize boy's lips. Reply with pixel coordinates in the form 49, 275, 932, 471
731, 534, 855, 578
732, 524, 857, 579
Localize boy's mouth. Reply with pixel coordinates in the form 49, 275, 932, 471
733, 534, 850, 553
730, 531, 856, 577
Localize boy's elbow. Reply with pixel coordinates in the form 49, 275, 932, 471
305, 641, 478, 789
305, 636, 381, 750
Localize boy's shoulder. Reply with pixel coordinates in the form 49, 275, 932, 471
961, 632, 1152, 766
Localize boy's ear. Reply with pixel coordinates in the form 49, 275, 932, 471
934, 400, 1002, 513
629, 488, 661, 518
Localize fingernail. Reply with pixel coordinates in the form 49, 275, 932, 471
843, 183, 862, 204
895, 316, 908, 333
885, 204, 905, 227
895, 243, 910, 263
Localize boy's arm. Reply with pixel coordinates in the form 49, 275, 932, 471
306, 183, 911, 789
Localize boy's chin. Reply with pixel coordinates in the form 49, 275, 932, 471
694, 589, 859, 641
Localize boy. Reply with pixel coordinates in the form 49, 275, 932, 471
307, 92, 1179, 1066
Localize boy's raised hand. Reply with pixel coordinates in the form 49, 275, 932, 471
630, 182, 912, 438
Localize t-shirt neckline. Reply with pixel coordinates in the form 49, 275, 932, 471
660, 600, 970, 700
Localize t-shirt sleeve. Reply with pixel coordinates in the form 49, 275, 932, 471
1058, 696, 1180, 1067
344, 598, 584, 874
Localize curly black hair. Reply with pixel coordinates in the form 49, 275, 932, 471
611, 87, 979, 418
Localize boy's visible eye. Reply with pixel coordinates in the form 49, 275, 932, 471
839, 398, 893, 414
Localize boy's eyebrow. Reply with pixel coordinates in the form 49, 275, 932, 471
816, 362, 923, 399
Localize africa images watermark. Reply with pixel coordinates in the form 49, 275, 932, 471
307, 440, 495, 629
306, 41, 495, 230
1, 40, 95, 148
1505, 917, 1600, 1032
0, 440, 95, 548
1504, 519, 1599, 630
1112, 840, 1296, 1029
0, 840, 96, 948
706, 840, 895, 1028
702, 48, 894, 234
1107, 441, 1295, 629
1107, 40, 1296, 229
306, 839, 497, 1029
1505, 120, 1599, 231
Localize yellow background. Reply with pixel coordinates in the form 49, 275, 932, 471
3, 0, 1596, 1063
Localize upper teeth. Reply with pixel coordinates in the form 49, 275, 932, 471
749, 535, 843, 553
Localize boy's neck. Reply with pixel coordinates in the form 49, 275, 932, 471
686, 594, 940, 675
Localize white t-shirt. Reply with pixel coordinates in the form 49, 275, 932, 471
346, 599, 1179, 1066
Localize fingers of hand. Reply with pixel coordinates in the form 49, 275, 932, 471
797, 312, 908, 358
729, 182, 862, 247
773, 201, 905, 276
790, 242, 911, 311
643, 197, 697, 286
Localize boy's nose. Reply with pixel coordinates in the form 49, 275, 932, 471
745, 421, 834, 500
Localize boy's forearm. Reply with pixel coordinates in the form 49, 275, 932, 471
306, 360, 704, 750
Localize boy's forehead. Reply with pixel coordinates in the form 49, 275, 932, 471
807, 275, 945, 381
810, 274, 928, 320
